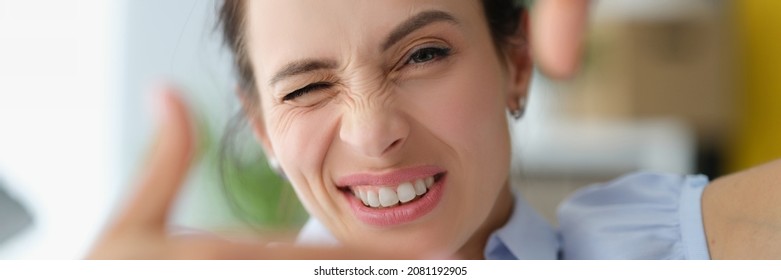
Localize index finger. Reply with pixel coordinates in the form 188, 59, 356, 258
531, 0, 590, 79
114, 85, 196, 230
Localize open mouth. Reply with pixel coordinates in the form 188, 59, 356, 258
342, 173, 445, 208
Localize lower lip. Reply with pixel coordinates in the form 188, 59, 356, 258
345, 174, 446, 227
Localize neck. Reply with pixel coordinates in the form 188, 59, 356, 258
455, 182, 514, 259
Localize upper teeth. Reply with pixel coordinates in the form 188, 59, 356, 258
352, 176, 435, 208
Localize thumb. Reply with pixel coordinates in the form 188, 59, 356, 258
115, 85, 197, 230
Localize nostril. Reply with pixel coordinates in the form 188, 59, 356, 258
390, 139, 401, 148
383, 138, 403, 154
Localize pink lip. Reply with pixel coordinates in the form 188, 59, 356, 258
336, 166, 447, 227
336, 166, 445, 187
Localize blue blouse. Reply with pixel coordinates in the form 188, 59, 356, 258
297, 172, 712, 260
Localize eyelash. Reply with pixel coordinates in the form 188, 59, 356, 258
282, 46, 452, 102
405, 46, 452, 66
283, 82, 332, 101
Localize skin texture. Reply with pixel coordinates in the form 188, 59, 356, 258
242, 0, 529, 258
701, 160, 781, 259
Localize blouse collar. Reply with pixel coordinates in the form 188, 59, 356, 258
484, 190, 561, 259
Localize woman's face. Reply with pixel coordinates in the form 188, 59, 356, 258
245, 0, 526, 255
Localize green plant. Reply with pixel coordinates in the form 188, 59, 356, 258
196, 109, 308, 231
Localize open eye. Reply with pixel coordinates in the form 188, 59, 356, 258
406, 46, 451, 65
283, 82, 332, 101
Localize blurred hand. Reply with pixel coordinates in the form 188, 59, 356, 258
86, 86, 409, 259
531, 0, 590, 79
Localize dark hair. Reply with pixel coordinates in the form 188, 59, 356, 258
216, 0, 524, 227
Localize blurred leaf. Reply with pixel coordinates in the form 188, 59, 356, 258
194, 109, 308, 230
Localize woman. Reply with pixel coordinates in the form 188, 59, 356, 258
89, 0, 781, 259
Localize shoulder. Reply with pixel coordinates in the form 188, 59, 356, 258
702, 159, 781, 259
557, 172, 710, 259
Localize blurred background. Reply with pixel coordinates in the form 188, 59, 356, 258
0, 0, 779, 258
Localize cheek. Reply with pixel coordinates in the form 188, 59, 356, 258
406, 57, 510, 162
402, 51, 512, 223
265, 106, 342, 215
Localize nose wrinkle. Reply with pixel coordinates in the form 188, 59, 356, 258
339, 104, 409, 158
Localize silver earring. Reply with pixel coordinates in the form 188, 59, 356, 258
510, 97, 526, 120
268, 157, 287, 179
510, 109, 523, 120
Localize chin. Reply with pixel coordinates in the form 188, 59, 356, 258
333, 209, 470, 259
347, 230, 462, 259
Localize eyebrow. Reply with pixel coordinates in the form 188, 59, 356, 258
269, 59, 338, 86
268, 10, 458, 87
381, 10, 459, 51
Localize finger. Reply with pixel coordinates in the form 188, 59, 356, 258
531, 0, 590, 79
116, 85, 196, 229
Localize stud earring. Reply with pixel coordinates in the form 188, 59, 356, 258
267, 157, 286, 179
510, 109, 523, 120
510, 97, 526, 120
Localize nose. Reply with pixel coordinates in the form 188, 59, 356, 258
339, 105, 409, 158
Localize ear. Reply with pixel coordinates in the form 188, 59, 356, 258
503, 11, 533, 115
236, 86, 276, 161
